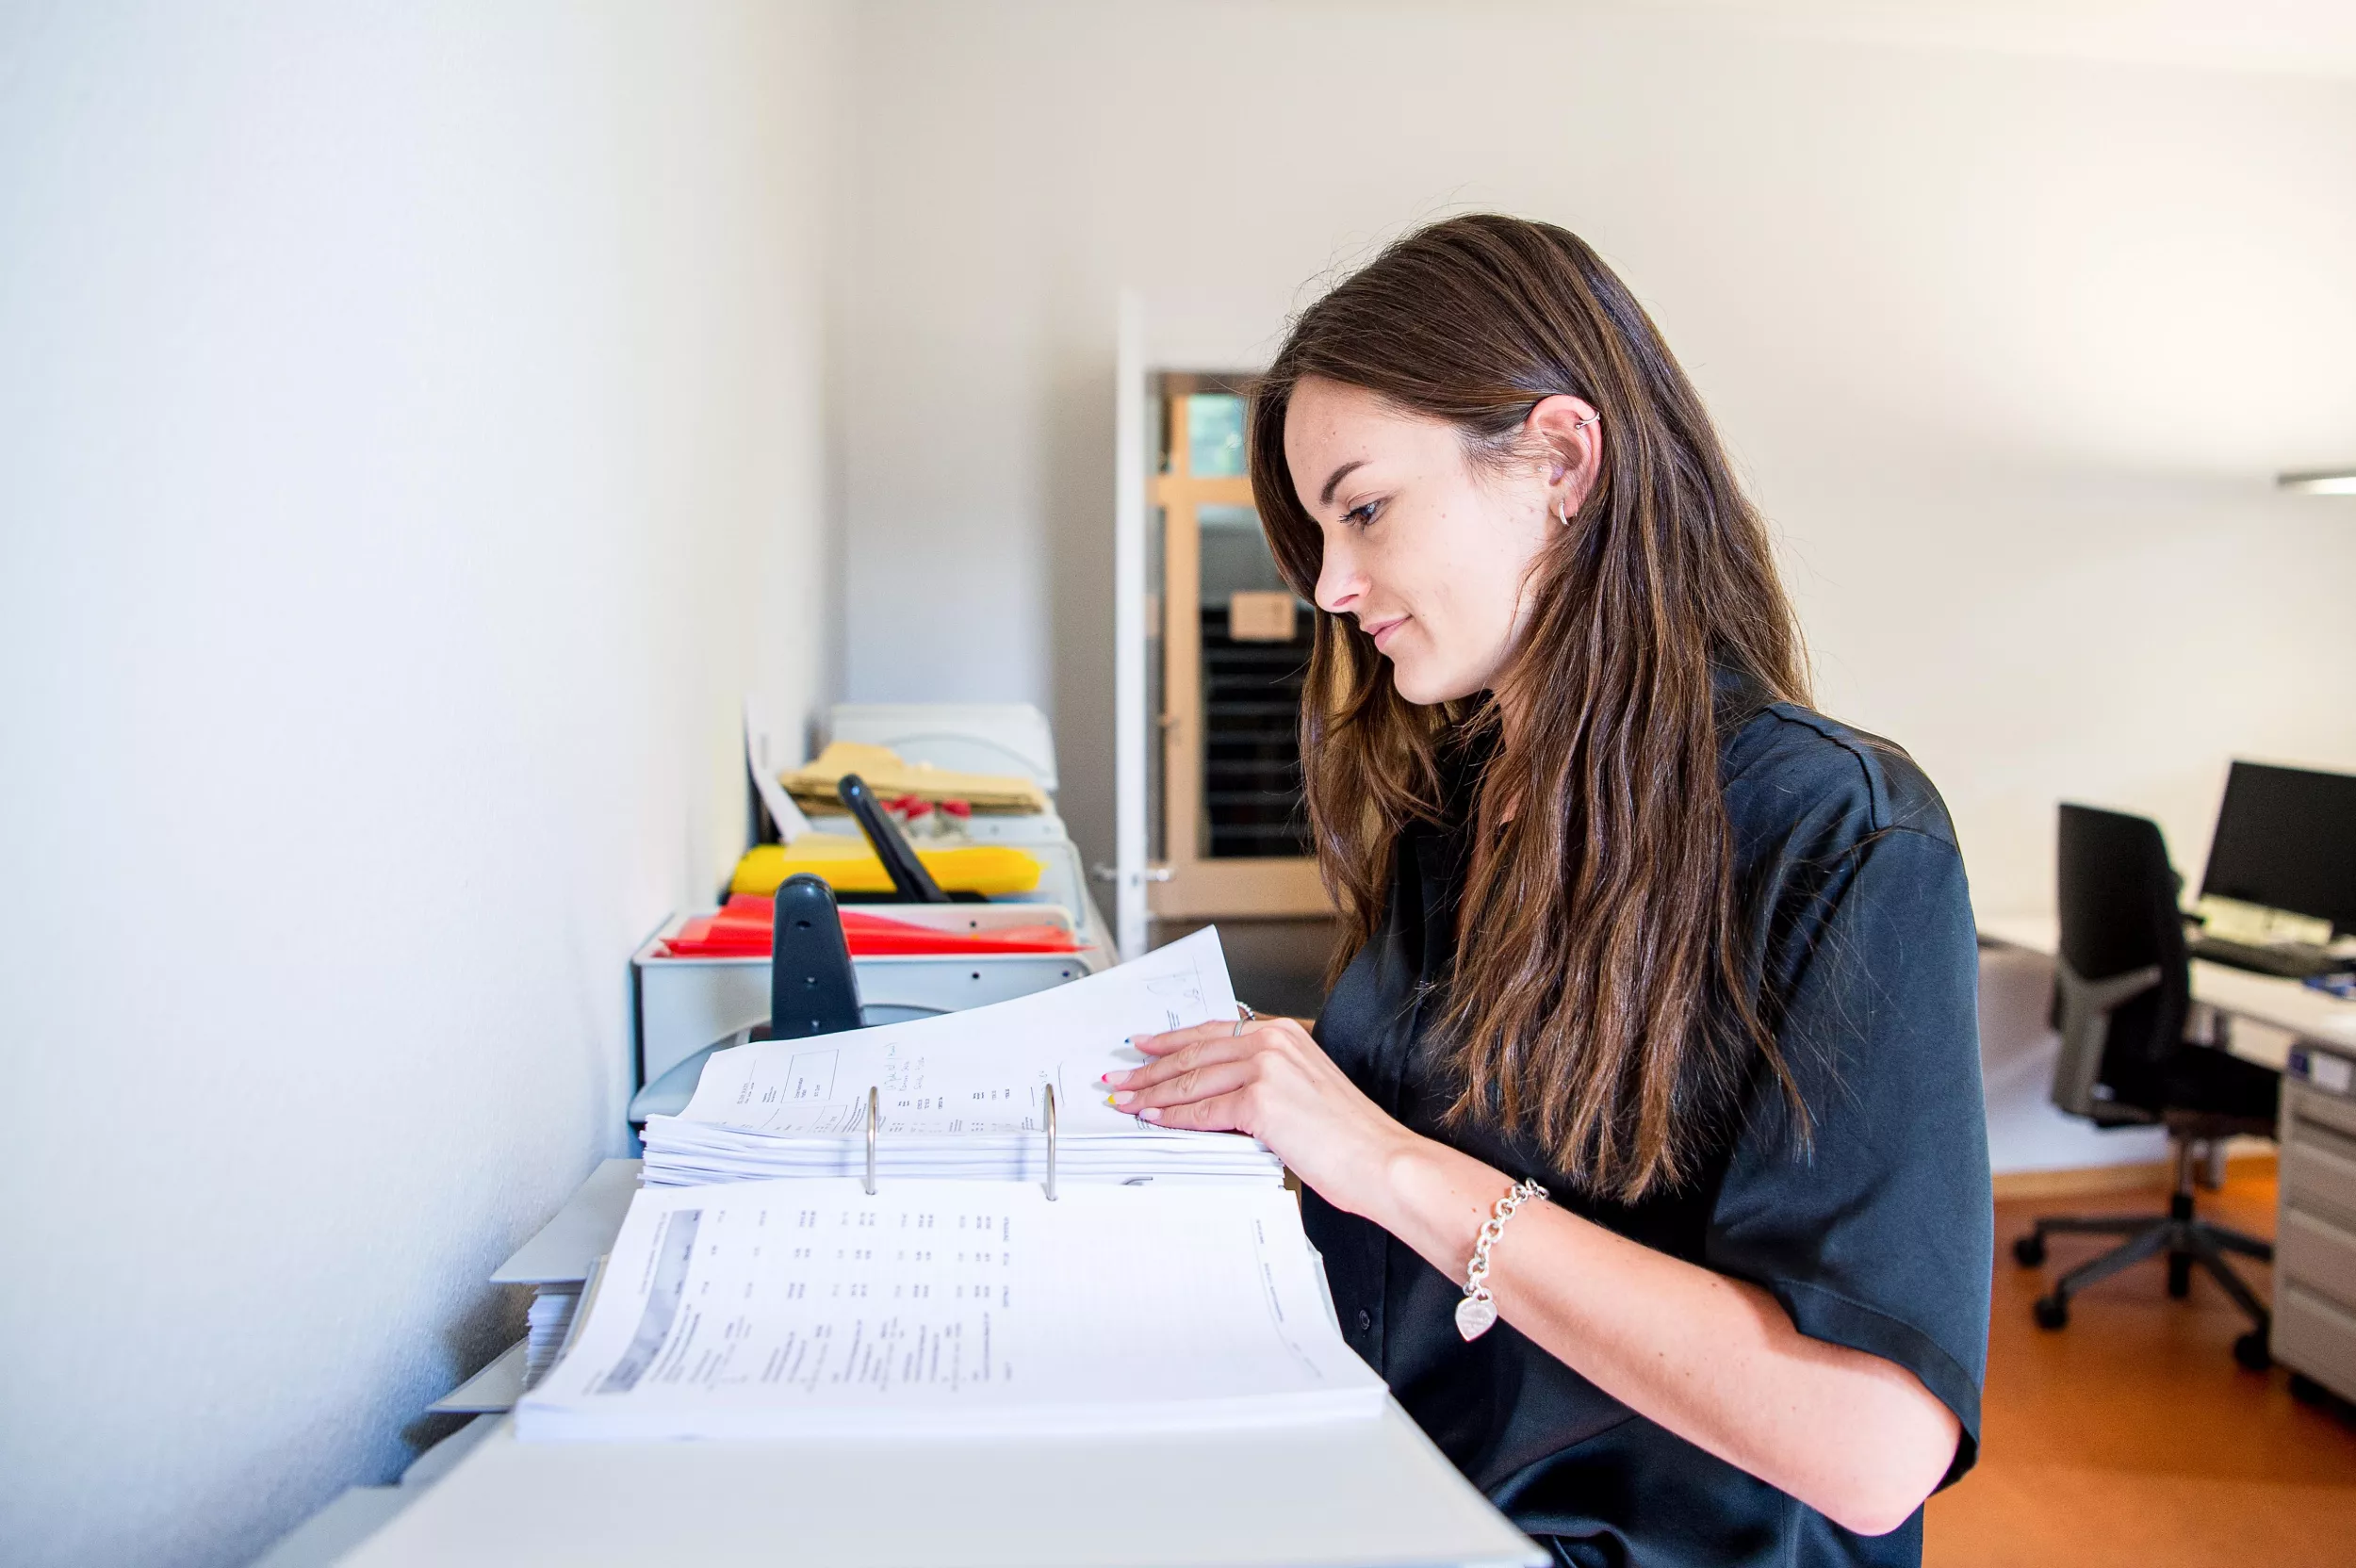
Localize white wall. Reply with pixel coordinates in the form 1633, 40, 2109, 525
0, 4, 835, 1564
833, 0, 2356, 915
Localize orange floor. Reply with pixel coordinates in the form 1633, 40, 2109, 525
1925, 1167, 2356, 1566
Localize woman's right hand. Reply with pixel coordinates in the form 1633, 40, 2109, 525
1106, 1016, 1423, 1218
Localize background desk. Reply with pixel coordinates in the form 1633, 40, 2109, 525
1976, 910, 2356, 1405
1973, 911, 2356, 1070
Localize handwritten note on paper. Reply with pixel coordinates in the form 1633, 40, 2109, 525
515, 1175, 1384, 1443
683, 926, 1235, 1140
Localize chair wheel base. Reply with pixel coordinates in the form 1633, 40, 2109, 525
2233, 1330, 2272, 1373
2013, 1234, 2046, 1267
2033, 1295, 2069, 1331
2167, 1252, 2193, 1298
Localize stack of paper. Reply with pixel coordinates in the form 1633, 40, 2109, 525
642, 1119, 1278, 1184
639, 927, 1284, 1189
521, 1285, 581, 1390
516, 1177, 1383, 1442
782, 740, 1052, 814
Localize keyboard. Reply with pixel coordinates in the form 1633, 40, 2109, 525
2187, 934, 2354, 981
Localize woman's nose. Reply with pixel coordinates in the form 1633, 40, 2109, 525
1316, 549, 1366, 615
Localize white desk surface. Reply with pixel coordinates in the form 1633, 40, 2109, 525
340, 1403, 1540, 1568
427, 1339, 525, 1415
1975, 910, 2356, 1060
252, 1487, 416, 1568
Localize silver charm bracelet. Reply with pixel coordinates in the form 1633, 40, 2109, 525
1455, 1179, 1549, 1342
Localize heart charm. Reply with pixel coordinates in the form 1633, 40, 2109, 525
1454, 1295, 1497, 1342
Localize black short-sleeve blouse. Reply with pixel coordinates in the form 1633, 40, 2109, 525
1304, 676, 1993, 1568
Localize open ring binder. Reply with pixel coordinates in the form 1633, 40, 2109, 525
1044, 1083, 1058, 1201
858, 1080, 1059, 1199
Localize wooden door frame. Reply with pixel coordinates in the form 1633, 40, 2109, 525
1149, 377, 1330, 921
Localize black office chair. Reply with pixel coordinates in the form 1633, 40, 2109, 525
2011, 804, 2281, 1371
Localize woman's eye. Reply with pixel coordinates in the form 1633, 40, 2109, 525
1341, 499, 1382, 531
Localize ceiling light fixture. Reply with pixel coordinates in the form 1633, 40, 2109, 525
2277, 468, 2356, 496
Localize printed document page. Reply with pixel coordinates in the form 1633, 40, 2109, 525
516, 1176, 1384, 1442
677, 924, 1235, 1142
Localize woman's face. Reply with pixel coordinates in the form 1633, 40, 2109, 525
1283, 375, 1598, 707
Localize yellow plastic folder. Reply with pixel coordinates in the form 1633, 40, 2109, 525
728, 836, 1042, 898
780, 741, 1050, 815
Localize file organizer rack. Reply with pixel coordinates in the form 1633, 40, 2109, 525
638, 828, 1111, 1093
634, 903, 1097, 1088
648, 708, 1114, 1093
751, 699, 1074, 846
632, 874, 860, 1124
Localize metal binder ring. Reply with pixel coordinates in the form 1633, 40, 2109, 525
1043, 1083, 1058, 1202
865, 1084, 878, 1196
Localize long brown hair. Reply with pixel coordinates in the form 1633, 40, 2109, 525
1251, 214, 1809, 1201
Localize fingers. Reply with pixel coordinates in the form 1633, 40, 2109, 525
1131, 1015, 1310, 1057
1108, 1057, 1255, 1116
1108, 1035, 1239, 1090
1110, 1021, 1309, 1092
1130, 1019, 1251, 1056
1133, 1089, 1254, 1134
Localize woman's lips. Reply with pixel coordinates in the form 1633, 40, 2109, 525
1365, 615, 1407, 653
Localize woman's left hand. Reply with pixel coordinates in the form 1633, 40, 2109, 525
1106, 1017, 1416, 1217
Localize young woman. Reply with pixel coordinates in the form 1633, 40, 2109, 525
1110, 216, 1991, 1566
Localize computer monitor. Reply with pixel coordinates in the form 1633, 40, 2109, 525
2200, 761, 2356, 938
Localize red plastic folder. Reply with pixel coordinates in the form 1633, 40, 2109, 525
660, 896, 1084, 959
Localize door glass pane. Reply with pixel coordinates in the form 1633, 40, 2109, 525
1197, 505, 1311, 858
1186, 393, 1247, 478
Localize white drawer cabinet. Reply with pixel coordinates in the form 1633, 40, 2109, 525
2278, 1050, 2356, 1403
